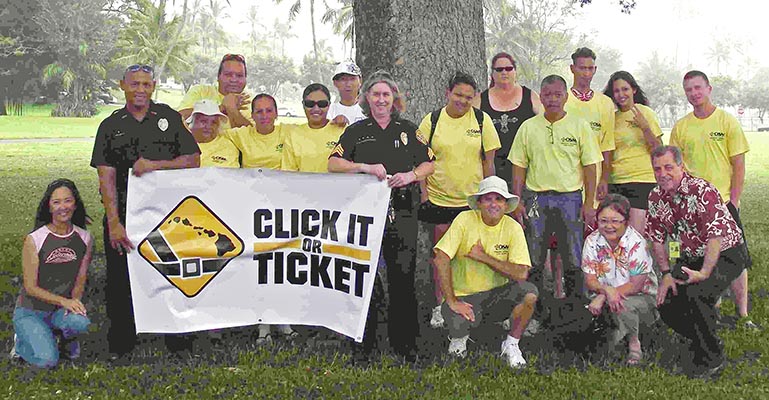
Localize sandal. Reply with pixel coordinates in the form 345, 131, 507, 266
626, 348, 643, 365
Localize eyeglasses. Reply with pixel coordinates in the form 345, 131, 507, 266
597, 218, 626, 225
493, 66, 515, 72
221, 54, 245, 63
303, 100, 330, 108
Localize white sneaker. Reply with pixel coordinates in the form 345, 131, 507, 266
9, 334, 19, 360
448, 335, 469, 358
430, 305, 445, 328
501, 339, 526, 368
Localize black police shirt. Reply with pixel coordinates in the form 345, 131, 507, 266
329, 118, 434, 175
90, 101, 200, 215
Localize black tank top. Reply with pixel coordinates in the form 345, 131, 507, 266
480, 86, 535, 160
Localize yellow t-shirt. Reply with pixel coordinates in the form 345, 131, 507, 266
509, 113, 603, 192
670, 108, 750, 203
281, 123, 345, 173
224, 124, 285, 169
610, 104, 663, 184
418, 108, 502, 208
198, 135, 240, 168
565, 91, 616, 152
178, 84, 254, 130
434, 210, 531, 297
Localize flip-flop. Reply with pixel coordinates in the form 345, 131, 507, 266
627, 348, 643, 365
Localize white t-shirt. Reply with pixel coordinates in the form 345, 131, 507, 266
328, 102, 366, 124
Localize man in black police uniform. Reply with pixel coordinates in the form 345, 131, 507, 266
90, 64, 200, 358
328, 70, 435, 362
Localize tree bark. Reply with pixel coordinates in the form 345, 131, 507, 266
354, 0, 486, 122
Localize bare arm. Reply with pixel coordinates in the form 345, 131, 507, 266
682, 237, 723, 283
70, 235, 92, 301
598, 150, 613, 200
22, 236, 86, 314
729, 153, 745, 207
582, 163, 598, 223
133, 153, 201, 177
482, 150, 496, 178
96, 166, 134, 254
467, 240, 529, 281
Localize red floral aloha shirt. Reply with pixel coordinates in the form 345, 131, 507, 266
645, 172, 743, 258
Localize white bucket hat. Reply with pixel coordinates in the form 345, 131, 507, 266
333, 60, 362, 80
467, 176, 520, 214
185, 99, 226, 125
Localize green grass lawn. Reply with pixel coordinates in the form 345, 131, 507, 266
0, 133, 767, 397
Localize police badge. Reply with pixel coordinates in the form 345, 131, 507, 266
158, 118, 169, 132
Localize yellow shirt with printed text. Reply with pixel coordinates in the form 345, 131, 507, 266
565, 91, 616, 152
434, 210, 531, 297
509, 113, 603, 192
610, 104, 663, 184
281, 123, 345, 173
224, 124, 285, 169
178, 84, 254, 130
670, 108, 750, 203
418, 108, 501, 208
198, 135, 240, 168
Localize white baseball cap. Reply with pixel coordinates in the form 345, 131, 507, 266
186, 99, 226, 124
333, 60, 362, 80
467, 176, 520, 214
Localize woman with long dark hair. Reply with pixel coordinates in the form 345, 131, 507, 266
12, 179, 92, 368
601, 71, 662, 233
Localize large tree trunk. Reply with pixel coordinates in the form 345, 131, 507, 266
354, 0, 486, 122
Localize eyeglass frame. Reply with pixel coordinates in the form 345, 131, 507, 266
123, 64, 154, 79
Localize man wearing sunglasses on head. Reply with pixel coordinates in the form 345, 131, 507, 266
91, 64, 200, 359
178, 54, 253, 130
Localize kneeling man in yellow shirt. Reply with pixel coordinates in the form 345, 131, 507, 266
433, 176, 538, 368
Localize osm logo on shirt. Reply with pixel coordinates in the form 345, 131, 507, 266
709, 131, 725, 141
276, 143, 284, 152
493, 243, 509, 255
211, 155, 229, 164
138, 196, 244, 297
465, 129, 481, 138
560, 136, 578, 146
590, 121, 602, 131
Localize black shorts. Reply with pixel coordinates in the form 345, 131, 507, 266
726, 202, 752, 269
417, 201, 469, 225
608, 183, 656, 210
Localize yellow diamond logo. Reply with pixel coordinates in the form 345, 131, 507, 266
138, 196, 244, 297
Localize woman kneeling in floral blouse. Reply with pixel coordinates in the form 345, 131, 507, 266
581, 193, 658, 364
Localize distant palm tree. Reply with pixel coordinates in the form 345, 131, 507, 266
321, 0, 353, 56
274, 0, 320, 70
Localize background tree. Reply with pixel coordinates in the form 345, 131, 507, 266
248, 54, 299, 95
34, 0, 119, 117
0, 0, 48, 116
710, 75, 740, 108
321, 0, 354, 58
299, 39, 335, 89
114, 0, 195, 87
484, 0, 578, 89
270, 19, 297, 59
354, 0, 486, 122
636, 51, 684, 127
741, 67, 769, 124
275, 0, 322, 80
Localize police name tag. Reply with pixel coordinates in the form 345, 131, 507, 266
668, 241, 680, 259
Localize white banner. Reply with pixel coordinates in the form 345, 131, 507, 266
126, 167, 390, 342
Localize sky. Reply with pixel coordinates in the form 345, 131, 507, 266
207, 0, 768, 80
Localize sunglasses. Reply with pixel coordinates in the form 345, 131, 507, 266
125, 64, 154, 74
493, 66, 515, 72
303, 100, 330, 108
221, 53, 246, 63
